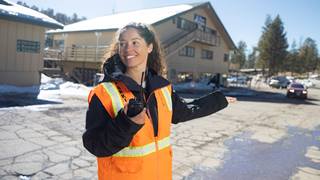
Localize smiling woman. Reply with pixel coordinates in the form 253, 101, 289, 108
82, 22, 232, 180
118, 27, 154, 81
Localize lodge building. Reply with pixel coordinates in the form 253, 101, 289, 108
0, 0, 63, 96
45, 2, 236, 85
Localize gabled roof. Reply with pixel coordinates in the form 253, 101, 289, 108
197, 2, 236, 49
0, 0, 63, 29
48, 4, 194, 33
48, 1, 235, 49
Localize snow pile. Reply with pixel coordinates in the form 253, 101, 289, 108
0, 74, 91, 98
40, 75, 64, 90
38, 74, 91, 100
294, 78, 320, 88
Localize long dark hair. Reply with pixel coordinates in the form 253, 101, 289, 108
103, 22, 166, 76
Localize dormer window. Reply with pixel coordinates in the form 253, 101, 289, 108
194, 14, 206, 31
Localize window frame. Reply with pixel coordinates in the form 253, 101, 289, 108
201, 49, 213, 60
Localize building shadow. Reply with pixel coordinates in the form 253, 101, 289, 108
176, 87, 318, 106
0, 95, 62, 108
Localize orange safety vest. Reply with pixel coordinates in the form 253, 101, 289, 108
88, 81, 173, 180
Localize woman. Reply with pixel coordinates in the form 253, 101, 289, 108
83, 22, 234, 180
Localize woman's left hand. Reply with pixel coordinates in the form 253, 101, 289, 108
226, 96, 237, 103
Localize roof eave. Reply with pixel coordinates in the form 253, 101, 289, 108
0, 13, 63, 29
47, 28, 118, 34
153, 2, 236, 50
203, 2, 236, 50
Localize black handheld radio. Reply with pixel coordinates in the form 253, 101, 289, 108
127, 72, 146, 117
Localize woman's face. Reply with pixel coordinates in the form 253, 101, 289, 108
118, 28, 153, 71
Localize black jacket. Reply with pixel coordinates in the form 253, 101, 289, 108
82, 55, 228, 157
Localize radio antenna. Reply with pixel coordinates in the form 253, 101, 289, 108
140, 71, 145, 104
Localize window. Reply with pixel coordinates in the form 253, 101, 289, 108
194, 14, 206, 25
16, 40, 40, 53
45, 35, 54, 48
224, 53, 229, 62
216, 36, 221, 46
177, 17, 197, 31
54, 40, 65, 49
194, 14, 206, 31
179, 46, 195, 57
201, 49, 213, 60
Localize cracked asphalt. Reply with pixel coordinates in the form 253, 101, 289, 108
0, 87, 319, 180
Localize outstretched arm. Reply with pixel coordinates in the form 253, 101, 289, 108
171, 91, 229, 124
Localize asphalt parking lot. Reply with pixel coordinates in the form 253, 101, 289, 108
0, 86, 319, 180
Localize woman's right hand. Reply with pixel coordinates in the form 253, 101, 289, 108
124, 104, 147, 125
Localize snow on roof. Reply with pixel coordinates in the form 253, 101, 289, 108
48, 3, 196, 33
0, 0, 63, 29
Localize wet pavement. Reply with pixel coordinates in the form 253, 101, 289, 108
0, 86, 320, 180
185, 127, 320, 180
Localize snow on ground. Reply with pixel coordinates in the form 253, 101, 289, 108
38, 74, 91, 101
0, 74, 91, 110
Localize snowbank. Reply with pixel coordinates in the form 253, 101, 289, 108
0, 74, 91, 101
38, 74, 91, 100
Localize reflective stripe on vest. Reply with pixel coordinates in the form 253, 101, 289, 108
102, 82, 124, 117
113, 136, 171, 157
160, 86, 172, 111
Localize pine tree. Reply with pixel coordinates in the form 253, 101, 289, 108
230, 41, 247, 69
257, 15, 288, 76
286, 41, 301, 75
17, 1, 86, 25
247, 47, 258, 69
299, 38, 319, 74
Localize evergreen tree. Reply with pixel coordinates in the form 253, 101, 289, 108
41, 8, 55, 18
257, 15, 288, 76
30, 5, 39, 11
286, 41, 301, 74
16, 1, 86, 25
230, 41, 247, 69
246, 47, 258, 69
256, 15, 272, 70
299, 38, 319, 73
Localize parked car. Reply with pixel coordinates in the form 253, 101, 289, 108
227, 75, 248, 85
269, 76, 290, 88
286, 83, 307, 99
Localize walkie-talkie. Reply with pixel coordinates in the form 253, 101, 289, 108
127, 71, 146, 117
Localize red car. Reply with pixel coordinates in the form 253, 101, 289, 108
286, 83, 307, 99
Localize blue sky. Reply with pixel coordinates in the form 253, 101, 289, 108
15, 0, 320, 53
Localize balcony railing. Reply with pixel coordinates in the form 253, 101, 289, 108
44, 46, 108, 62
163, 28, 216, 57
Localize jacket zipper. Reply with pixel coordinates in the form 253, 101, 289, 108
145, 91, 158, 136
146, 107, 159, 180
155, 136, 159, 180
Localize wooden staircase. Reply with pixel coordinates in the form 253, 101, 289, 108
163, 27, 217, 57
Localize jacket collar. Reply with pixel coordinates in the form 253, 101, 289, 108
101, 54, 170, 93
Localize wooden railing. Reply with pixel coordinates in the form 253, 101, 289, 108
64, 46, 107, 62
163, 27, 198, 57
163, 28, 216, 57
44, 46, 108, 62
44, 29, 216, 62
